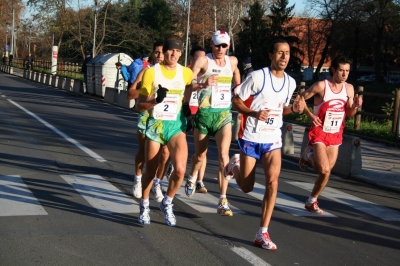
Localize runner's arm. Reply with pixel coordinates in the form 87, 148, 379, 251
127, 68, 146, 100
300, 81, 324, 126
345, 84, 362, 118
136, 68, 158, 112
191, 56, 216, 91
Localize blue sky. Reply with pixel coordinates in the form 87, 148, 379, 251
289, 0, 306, 15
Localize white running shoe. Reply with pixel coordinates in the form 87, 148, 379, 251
159, 201, 176, 226
254, 231, 277, 250
185, 180, 196, 197
132, 180, 142, 198
224, 154, 240, 180
196, 182, 208, 193
152, 183, 164, 202
138, 204, 150, 225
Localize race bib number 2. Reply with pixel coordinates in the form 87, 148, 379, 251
189, 91, 199, 107
153, 94, 180, 120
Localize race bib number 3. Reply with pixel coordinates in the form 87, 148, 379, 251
153, 94, 180, 120
323, 111, 345, 133
255, 109, 282, 133
211, 84, 231, 108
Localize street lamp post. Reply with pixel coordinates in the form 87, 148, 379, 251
28, 23, 32, 54
5, 22, 10, 57
11, 8, 15, 55
13, 26, 19, 58
184, 0, 191, 66
92, 2, 100, 57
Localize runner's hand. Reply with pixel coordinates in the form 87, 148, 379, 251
352, 94, 363, 108
310, 114, 322, 127
156, 84, 169, 103
182, 103, 191, 117
255, 109, 269, 122
206, 74, 218, 87
186, 115, 194, 132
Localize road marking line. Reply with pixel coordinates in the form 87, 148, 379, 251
60, 174, 139, 214
0, 175, 48, 216
161, 181, 245, 214
230, 246, 272, 266
8, 99, 106, 162
229, 181, 337, 217
287, 181, 400, 221
282, 158, 341, 180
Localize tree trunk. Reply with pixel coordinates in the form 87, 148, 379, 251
314, 30, 333, 80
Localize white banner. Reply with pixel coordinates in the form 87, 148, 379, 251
51, 46, 58, 75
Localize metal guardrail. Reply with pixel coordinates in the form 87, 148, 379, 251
4, 58, 84, 80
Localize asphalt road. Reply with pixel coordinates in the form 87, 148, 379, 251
1, 72, 399, 266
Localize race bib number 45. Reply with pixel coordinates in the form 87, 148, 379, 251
153, 94, 180, 120
255, 109, 282, 133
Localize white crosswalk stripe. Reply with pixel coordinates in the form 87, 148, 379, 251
60, 174, 140, 214
0, 175, 48, 216
228, 181, 337, 217
287, 181, 400, 221
2, 174, 399, 221
160, 180, 246, 214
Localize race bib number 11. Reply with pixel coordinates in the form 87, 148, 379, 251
323, 111, 344, 133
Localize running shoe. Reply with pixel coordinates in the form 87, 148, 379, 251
138, 204, 150, 225
185, 180, 196, 197
164, 162, 174, 181
159, 201, 176, 226
305, 200, 323, 214
254, 231, 277, 250
196, 182, 208, 193
132, 180, 142, 198
151, 183, 164, 202
223, 154, 240, 180
299, 146, 312, 171
217, 198, 233, 216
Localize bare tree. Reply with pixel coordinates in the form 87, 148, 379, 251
360, 0, 400, 81
307, 0, 356, 79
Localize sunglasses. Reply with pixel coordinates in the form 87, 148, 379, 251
215, 44, 228, 48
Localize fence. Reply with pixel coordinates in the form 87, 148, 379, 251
354, 86, 400, 134
7, 58, 83, 80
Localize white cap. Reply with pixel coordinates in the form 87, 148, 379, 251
212, 30, 231, 45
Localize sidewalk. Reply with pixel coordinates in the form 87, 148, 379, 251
2, 65, 400, 193
284, 124, 400, 193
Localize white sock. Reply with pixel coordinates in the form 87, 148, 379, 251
308, 196, 317, 203
153, 177, 160, 186
163, 195, 173, 205
141, 198, 149, 207
219, 195, 227, 201
258, 227, 268, 234
188, 175, 197, 183
197, 180, 203, 185
135, 175, 142, 182
306, 151, 313, 160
